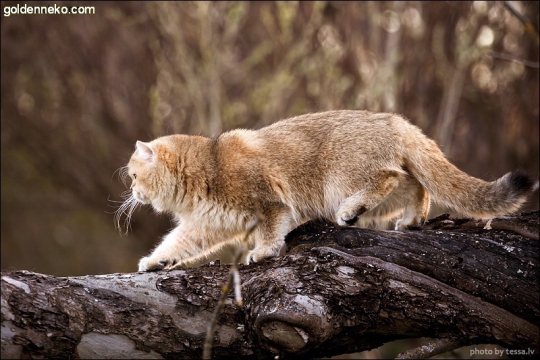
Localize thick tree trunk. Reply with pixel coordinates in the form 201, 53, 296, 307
2, 211, 538, 359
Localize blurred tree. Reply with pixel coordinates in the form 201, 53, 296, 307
1, 1, 538, 277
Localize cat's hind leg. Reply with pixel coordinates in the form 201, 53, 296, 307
395, 177, 430, 230
336, 170, 401, 226
344, 173, 430, 230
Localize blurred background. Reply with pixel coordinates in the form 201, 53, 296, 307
2, 1, 538, 278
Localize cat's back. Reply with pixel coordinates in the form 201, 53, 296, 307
216, 110, 412, 165
259, 110, 406, 137
253, 110, 409, 155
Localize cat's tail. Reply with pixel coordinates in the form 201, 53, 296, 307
403, 131, 535, 219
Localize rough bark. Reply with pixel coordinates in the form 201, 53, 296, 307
2, 211, 538, 359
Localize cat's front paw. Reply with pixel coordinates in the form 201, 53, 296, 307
138, 256, 172, 272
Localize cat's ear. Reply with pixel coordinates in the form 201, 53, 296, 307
136, 141, 154, 162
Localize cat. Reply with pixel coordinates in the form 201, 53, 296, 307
116, 110, 535, 271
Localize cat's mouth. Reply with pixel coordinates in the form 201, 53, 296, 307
132, 190, 151, 205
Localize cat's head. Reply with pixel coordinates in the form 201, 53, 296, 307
126, 138, 183, 212
114, 136, 185, 233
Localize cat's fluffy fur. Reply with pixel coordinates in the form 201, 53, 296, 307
118, 110, 535, 271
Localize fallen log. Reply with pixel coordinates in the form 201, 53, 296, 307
2, 211, 538, 358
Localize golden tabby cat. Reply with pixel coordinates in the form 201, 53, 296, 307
117, 110, 534, 271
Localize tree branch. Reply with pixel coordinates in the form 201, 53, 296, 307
2, 211, 538, 358
395, 338, 461, 359
503, 1, 539, 45
488, 51, 540, 69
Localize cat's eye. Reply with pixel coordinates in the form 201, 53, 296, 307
132, 174, 137, 179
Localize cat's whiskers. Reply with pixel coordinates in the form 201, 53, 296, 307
113, 191, 141, 235
118, 166, 130, 187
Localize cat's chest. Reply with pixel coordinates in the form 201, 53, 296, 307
182, 202, 249, 233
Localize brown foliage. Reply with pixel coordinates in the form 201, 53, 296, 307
1, 2, 538, 275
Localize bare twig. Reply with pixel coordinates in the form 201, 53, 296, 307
233, 268, 242, 306
503, 1, 539, 45
488, 51, 539, 68
466, 218, 540, 240
202, 271, 234, 359
395, 339, 461, 359
203, 200, 263, 359
435, 66, 466, 153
